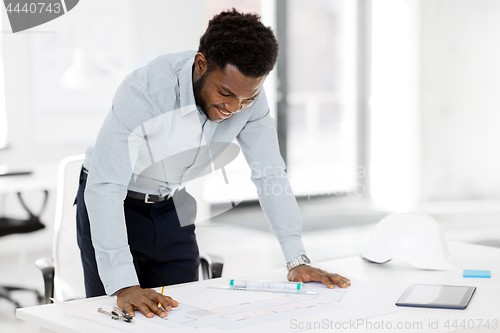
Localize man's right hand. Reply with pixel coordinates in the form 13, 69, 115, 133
116, 285, 178, 318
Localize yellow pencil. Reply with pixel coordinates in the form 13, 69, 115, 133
158, 286, 165, 308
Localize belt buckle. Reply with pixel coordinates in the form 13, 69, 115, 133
144, 194, 155, 204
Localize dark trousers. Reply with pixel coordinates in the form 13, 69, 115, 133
76, 177, 199, 297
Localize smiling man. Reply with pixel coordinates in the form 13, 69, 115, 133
76, 8, 350, 319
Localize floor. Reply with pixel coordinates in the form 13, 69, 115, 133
1, 197, 500, 332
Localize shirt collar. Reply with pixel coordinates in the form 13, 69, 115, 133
178, 54, 198, 117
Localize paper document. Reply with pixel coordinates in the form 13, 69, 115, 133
53, 282, 345, 331
53, 277, 407, 332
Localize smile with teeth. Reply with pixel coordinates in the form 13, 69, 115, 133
215, 106, 232, 117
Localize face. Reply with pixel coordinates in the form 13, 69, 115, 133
193, 53, 266, 122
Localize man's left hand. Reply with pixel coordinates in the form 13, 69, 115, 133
287, 266, 351, 289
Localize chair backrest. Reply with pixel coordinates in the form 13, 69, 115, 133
52, 154, 86, 301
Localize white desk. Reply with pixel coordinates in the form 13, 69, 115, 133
17, 242, 500, 332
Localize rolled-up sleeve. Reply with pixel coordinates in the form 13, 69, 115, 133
236, 91, 306, 263
84, 78, 157, 295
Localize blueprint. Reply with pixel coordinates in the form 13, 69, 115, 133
54, 281, 347, 332
153, 284, 346, 330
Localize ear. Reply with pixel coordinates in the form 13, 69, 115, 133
194, 53, 208, 76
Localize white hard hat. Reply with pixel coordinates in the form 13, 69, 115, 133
361, 211, 460, 270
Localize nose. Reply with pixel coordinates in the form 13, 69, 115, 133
224, 100, 250, 113
224, 101, 241, 113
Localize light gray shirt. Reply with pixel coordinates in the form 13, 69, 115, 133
84, 50, 306, 295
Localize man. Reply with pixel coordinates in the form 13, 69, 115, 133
76, 9, 351, 319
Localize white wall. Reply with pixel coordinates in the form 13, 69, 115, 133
370, 0, 500, 207
420, 0, 500, 201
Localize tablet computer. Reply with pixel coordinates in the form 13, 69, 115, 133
396, 284, 476, 310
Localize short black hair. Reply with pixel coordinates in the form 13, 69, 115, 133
198, 8, 279, 78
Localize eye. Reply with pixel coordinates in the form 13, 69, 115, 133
219, 91, 231, 97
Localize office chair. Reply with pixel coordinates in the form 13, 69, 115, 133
36, 155, 223, 304
0, 184, 47, 307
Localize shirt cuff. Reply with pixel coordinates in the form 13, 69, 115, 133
100, 263, 140, 296
279, 235, 307, 263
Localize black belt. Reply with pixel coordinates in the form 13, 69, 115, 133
80, 167, 172, 204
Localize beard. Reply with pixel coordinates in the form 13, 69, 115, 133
193, 70, 209, 117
